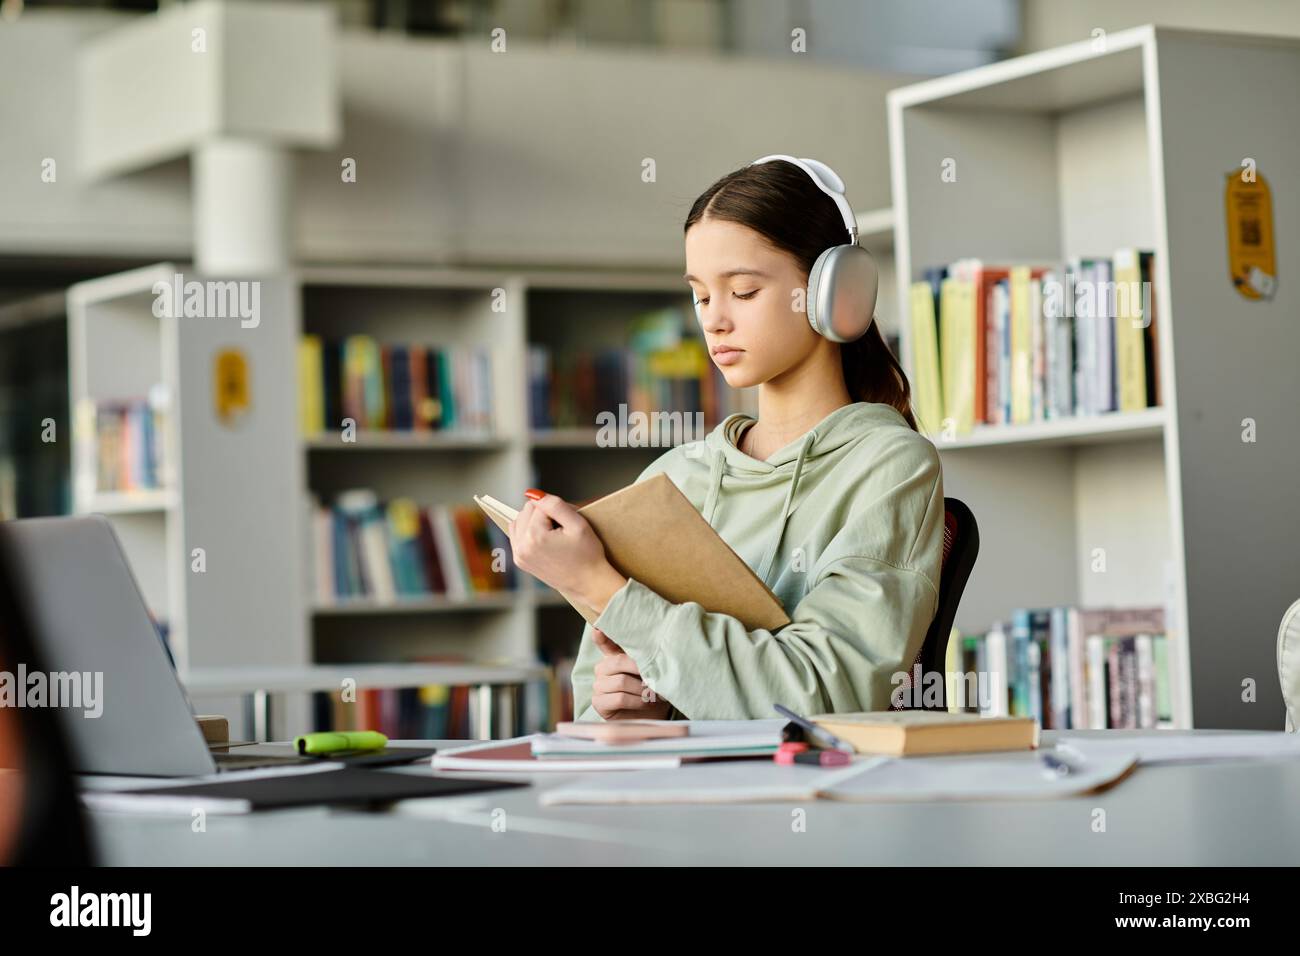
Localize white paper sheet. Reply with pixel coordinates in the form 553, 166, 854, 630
1054, 731, 1300, 765
539, 757, 879, 805
820, 747, 1138, 802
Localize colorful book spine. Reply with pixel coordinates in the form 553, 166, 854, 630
86, 398, 170, 493
950, 605, 1171, 730
312, 680, 474, 738
300, 336, 493, 437
313, 493, 516, 603
528, 307, 759, 431
911, 253, 1159, 435
908, 281, 944, 435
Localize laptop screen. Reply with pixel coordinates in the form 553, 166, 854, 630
0, 516, 216, 776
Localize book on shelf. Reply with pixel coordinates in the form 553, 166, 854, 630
546, 653, 577, 726
308, 489, 518, 604
528, 307, 758, 432
946, 604, 1171, 730
910, 250, 1160, 437
312, 674, 471, 739
72, 386, 173, 496
310, 654, 555, 738
299, 334, 494, 438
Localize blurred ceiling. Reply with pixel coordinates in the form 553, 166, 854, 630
4, 0, 1022, 74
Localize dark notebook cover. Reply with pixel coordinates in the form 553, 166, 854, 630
92, 767, 523, 813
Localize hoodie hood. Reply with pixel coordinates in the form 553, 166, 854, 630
697, 402, 909, 588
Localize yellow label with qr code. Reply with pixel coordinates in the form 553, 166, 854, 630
1225, 170, 1276, 300
214, 349, 251, 425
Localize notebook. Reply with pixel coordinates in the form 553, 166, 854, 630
533, 718, 786, 758
430, 737, 682, 772
80, 766, 525, 815
475, 473, 790, 631
538, 759, 874, 806
807, 710, 1039, 756
433, 720, 789, 772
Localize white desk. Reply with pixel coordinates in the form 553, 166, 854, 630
86, 730, 1300, 866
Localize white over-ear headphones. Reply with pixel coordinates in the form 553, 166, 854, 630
692, 154, 879, 344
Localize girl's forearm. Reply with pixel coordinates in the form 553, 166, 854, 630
577, 563, 629, 615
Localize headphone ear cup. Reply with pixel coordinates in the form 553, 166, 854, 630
806, 247, 834, 338
807, 244, 879, 344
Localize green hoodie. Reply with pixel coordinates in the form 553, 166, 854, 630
571, 401, 945, 721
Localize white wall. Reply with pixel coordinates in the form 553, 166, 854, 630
0, 12, 192, 259
0, 12, 915, 271
1021, 0, 1300, 53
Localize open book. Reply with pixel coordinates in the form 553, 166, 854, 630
474, 473, 790, 632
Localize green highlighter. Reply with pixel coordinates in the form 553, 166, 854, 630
294, 730, 388, 756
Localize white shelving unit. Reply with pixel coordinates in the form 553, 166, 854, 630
65, 262, 578, 738
297, 264, 737, 726
855, 206, 895, 251
888, 26, 1300, 730
299, 265, 533, 674
855, 206, 898, 344
67, 262, 311, 736
62, 261, 749, 734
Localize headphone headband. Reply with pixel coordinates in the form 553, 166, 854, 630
749, 154, 859, 244
691, 154, 876, 344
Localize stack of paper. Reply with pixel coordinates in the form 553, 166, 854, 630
532, 719, 784, 759
433, 719, 788, 773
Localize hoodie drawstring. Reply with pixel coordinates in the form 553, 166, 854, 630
703, 428, 816, 587
756, 431, 815, 586
703, 448, 724, 525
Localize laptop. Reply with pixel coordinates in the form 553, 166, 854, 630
0, 515, 327, 777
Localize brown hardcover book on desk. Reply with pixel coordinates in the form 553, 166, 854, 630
808, 711, 1040, 756
475, 473, 790, 632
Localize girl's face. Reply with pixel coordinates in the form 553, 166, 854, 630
684, 217, 821, 389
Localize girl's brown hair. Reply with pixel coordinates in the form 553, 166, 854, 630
684, 159, 918, 431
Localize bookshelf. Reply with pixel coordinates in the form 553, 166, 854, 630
65, 262, 565, 738
59, 218, 911, 732
66, 263, 313, 736
298, 264, 538, 739
888, 26, 1300, 730
297, 264, 744, 727
855, 206, 897, 347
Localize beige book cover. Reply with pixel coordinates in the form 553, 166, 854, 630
908, 281, 944, 436
1113, 247, 1149, 412
808, 710, 1040, 756
475, 473, 791, 632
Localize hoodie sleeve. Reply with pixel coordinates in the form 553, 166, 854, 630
571, 445, 692, 723
572, 439, 943, 721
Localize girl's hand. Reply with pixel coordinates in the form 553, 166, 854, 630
590, 628, 672, 721
507, 490, 626, 611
